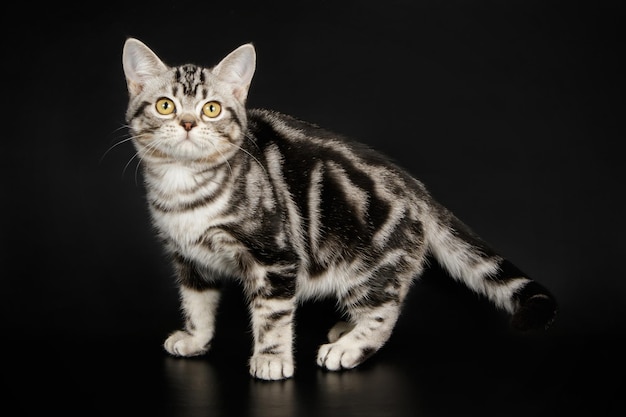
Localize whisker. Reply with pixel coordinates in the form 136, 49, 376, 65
133, 137, 170, 185
113, 132, 153, 183
243, 132, 262, 152
100, 136, 136, 164
123, 150, 141, 181
134, 149, 147, 186
227, 141, 268, 177
100, 125, 139, 162
123, 139, 151, 181
208, 142, 233, 177
111, 124, 132, 134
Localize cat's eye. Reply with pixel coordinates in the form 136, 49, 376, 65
202, 101, 222, 118
155, 98, 176, 115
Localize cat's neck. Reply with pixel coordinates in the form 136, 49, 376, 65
142, 161, 234, 197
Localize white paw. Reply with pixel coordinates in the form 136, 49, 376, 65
163, 330, 210, 357
249, 354, 294, 380
317, 342, 375, 371
327, 321, 355, 343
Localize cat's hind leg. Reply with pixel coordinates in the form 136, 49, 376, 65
317, 255, 423, 371
164, 285, 220, 357
317, 301, 402, 371
327, 321, 355, 343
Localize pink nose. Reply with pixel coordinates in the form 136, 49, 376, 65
181, 121, 196, 131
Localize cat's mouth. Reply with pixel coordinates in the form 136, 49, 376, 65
168, 140, 211, 160
160, 135, 233, 164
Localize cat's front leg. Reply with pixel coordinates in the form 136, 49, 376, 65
249, 296, 296, 380
164, 285, 220, 357
247, 273, 297, 380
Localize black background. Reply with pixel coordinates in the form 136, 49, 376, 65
2, 1, 624, 416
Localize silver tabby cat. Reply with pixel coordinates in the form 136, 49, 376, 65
121, 38, 557, 380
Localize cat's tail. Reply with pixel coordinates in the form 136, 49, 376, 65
425, 203, 558, 331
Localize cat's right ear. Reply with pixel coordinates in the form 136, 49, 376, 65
122, 38, 168, 96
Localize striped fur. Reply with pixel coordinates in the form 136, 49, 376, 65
121, 38, 557, 380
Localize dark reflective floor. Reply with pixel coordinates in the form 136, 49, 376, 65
6, 268, 624, 416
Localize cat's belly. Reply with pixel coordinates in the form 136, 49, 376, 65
296, 262, 362, 301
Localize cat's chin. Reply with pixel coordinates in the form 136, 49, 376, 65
169, 152, 226, 165
140, 146, 224, 166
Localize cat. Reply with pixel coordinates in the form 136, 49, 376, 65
121, 37, 557, 381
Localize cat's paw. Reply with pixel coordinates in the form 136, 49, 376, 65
317, 342, 376, 371
163, 330, 210, 357
249, 354, 294, 380
327, 321, 355, 343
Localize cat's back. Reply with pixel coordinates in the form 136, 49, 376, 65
247, 108, 353, 150
246, 108, 417, 178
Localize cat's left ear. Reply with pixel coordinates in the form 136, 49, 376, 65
212, 43, 256, 103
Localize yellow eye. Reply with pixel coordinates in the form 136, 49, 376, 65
155, 98, 176, 115
202, 101, 222, 118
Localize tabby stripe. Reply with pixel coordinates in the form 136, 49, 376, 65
259, 344, 282, 355
264, 144, 308, 266
311, 140, 393, 242
143, 163, 227, 185
145, 171, 222, 198
173, 254, 222, 291
265, 271, 297, 299
325, 161, 369, 226
491, 259, 528, 283
226, 106, 243, 131
131, 101, 151, 120
149, 184, 228, 212
308, 161, 324, 254
267, 309, 293, 322
372, 202, 407, 247
174, 65, 203, 96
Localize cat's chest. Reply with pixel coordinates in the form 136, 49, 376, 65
145, 167, 235, 249
151, 207, 217, 243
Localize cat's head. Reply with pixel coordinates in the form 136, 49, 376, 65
122, 38, 256, 164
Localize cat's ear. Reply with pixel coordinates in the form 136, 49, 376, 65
212, 43, 256, 102
122, 38, 168, 96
